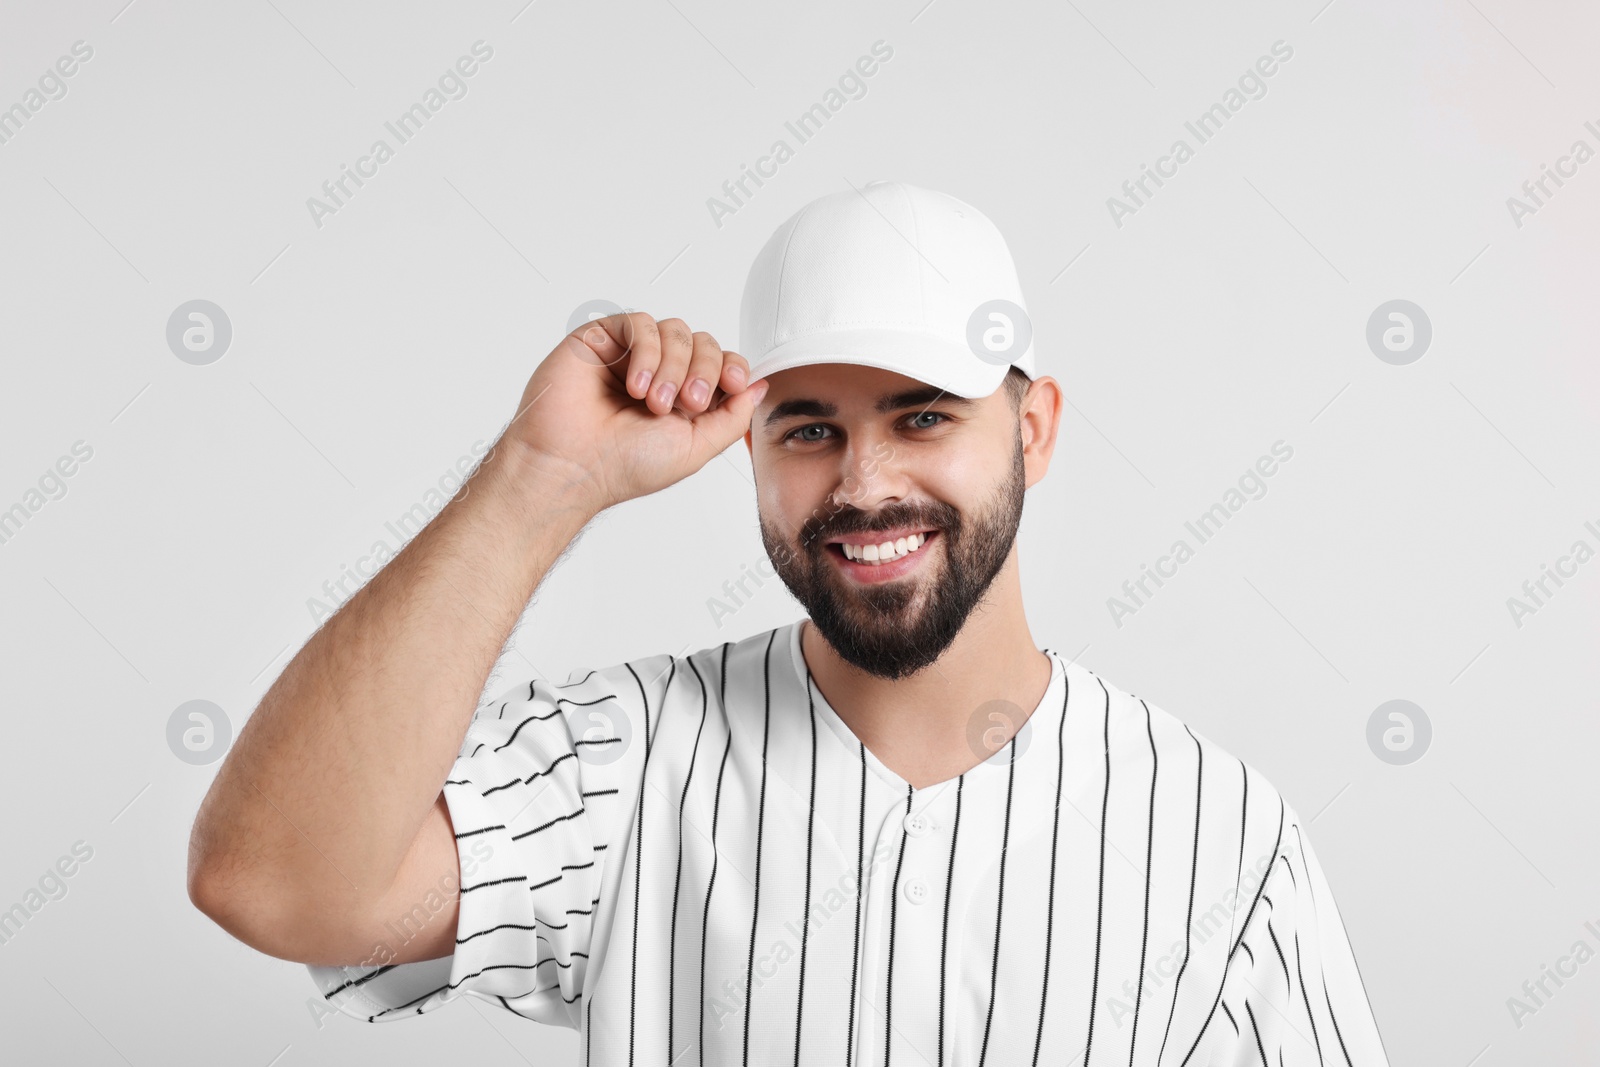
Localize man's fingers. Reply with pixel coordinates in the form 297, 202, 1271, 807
569, 321, 626, 370
680, 332, 724, 413
647, 318, 695, 414
568, 312, 654, 392
718, 350, 750, 395
567, 315, 756, 424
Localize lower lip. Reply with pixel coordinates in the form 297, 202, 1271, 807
826, 532, 938, 584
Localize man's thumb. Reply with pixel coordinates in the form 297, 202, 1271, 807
690, 380, 769, 460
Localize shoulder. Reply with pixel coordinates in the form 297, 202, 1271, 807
1062, 656, 1300, 862
570, 621, 789, 707
467, 623, 793, 763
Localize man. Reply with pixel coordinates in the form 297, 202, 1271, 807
188, 181, 1389, 1065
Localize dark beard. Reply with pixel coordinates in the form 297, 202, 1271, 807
758, 437, 1027, 680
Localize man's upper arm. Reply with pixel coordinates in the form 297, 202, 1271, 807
303, 663, 643, 1029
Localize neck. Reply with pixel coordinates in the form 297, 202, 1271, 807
799, 551, 1053, 789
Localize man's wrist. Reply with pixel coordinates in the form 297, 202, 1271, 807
475, 434, 608, 528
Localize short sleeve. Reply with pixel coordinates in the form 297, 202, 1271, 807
1208, 806, 1391, 1066
305, 665, 635, 1029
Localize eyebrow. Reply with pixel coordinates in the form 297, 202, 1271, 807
762, 385, 974, 428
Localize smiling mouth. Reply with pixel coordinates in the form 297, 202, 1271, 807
825, 530, 936, 566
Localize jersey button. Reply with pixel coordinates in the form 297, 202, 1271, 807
902, 877, 929, 905
904, 812, 932, 837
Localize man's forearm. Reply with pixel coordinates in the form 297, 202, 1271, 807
188, 435, 600, 914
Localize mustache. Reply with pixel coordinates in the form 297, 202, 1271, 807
800, 503, 958, 548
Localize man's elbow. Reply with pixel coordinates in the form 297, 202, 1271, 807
189, 850, 384, 968
188, 849, 309, 963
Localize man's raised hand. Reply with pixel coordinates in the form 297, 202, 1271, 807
502, 312, 768, 511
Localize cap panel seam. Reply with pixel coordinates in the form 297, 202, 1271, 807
768, 199, 817, 352
899, 182, 929, 332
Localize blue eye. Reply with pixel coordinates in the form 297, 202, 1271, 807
782, 412, 949, 443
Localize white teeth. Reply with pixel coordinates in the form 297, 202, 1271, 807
841, 532, 927, 565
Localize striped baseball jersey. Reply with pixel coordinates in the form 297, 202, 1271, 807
307, 617, 1389, 1065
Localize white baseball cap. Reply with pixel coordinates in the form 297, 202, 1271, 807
739, 180, 1037, 400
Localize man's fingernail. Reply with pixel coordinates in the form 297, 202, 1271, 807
728, 365, 746, 386
583, 326, 606, 346
634, 369, 652, 394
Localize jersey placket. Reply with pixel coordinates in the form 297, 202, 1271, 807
856, 781, 959, 1067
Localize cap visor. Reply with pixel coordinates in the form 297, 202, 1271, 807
747, 328, 1016, 399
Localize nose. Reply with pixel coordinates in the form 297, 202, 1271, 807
829, 438, 907, 512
